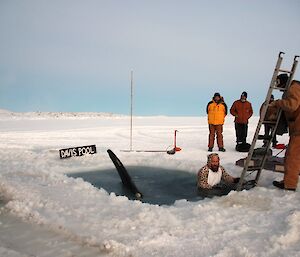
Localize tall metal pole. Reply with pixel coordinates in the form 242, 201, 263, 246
130, 70, 133, 151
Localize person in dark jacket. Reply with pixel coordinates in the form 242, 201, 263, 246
274, 74, 289, 136
272, 80, 300, 191
259, 94, 278, 147
230, 91, 253, 146
206, 93, 227, 152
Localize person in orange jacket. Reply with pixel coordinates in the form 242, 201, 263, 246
272, 79, 300, 191
206, 92, 227, 152
230, 92, 253, 146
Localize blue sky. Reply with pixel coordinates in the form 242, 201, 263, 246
0, 0, 299, 116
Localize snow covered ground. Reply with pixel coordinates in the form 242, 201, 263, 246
0, 111, 299, 257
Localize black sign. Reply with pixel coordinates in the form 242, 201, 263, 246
59, 145, 97, 159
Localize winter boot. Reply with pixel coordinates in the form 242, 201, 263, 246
273, 181, 296, 191
208, 147, 213, 152
219, 147, 226, 152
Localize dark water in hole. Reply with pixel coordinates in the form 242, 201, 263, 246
69, 166, 204, 205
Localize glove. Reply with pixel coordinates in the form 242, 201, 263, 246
269, 100, 277, 108
212, 184, 223, 190
212, 182, 228, 190
233, 177, 240, 183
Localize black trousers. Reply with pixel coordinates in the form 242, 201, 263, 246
264, 124, 277, 146
235, 123, 248, 144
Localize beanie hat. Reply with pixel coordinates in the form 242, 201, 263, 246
207, 153, 219, 164
241, 91, 247, 98
214, 92, 221, 98
277, 73, 289, 88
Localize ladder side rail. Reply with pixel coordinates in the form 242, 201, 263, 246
236, 111, 268, 190
254, 56, 298, 182
288, 56, 299, 83
237, 54, 284, 190
255, 108, 283, 181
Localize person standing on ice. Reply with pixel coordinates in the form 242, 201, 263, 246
272, 79, 300, 191
230, 91, 253, 147
197, 153, 239, 191
206, 92, 227, 152
259, 94, 278, 148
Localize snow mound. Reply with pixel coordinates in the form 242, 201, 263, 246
0, 109, 12, 114
0, 111, 126, 120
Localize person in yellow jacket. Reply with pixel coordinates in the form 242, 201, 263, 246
206, 92, 227, 152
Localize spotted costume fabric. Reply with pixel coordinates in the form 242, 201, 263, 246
197, 164, 235, 189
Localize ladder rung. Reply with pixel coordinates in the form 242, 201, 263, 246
247, 166, 262, 171
271, 86, 287, 91
262, 121, 276, 125
278, 69, 292, 74
258, 135, 272, 140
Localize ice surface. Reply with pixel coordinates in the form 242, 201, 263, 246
0, 111, 299, 257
